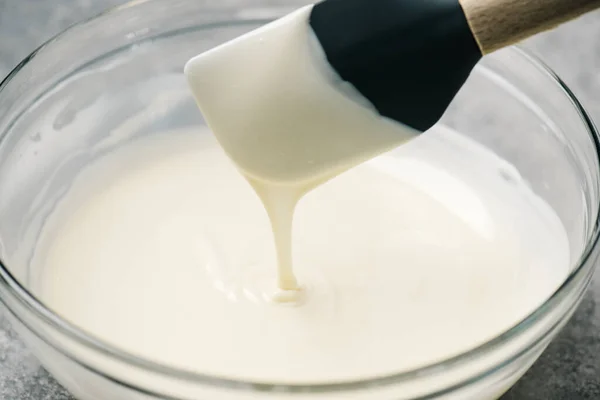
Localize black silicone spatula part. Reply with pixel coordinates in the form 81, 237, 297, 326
310, 0, 480, 132
309, 0, 600, 132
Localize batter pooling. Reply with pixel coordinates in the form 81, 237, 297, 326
33, 126, 569, 384
29, 3, 572, 392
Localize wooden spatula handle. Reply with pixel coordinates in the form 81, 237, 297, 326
459, 0, 600, 54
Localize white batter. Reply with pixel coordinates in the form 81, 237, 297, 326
33, 126, 569, 383
184, 6, 419, 296
30, 3, 570, 392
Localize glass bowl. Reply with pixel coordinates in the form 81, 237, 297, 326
0, 0, 599, 399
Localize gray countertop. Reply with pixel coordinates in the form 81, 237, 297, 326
1, 1, 600, 399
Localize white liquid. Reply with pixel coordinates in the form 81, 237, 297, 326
33, 126, 570, 384
184, 5, 419, 296
29, 5, 570, 396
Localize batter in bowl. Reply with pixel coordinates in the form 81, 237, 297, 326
32, 125, 569, 383
30, 2, 570, 393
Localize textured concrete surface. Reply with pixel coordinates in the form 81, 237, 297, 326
0, 0, 600, 399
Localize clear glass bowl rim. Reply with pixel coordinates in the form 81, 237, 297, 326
0, 0, 599, 396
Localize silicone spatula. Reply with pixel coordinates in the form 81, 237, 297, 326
309, 0, 600, 131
